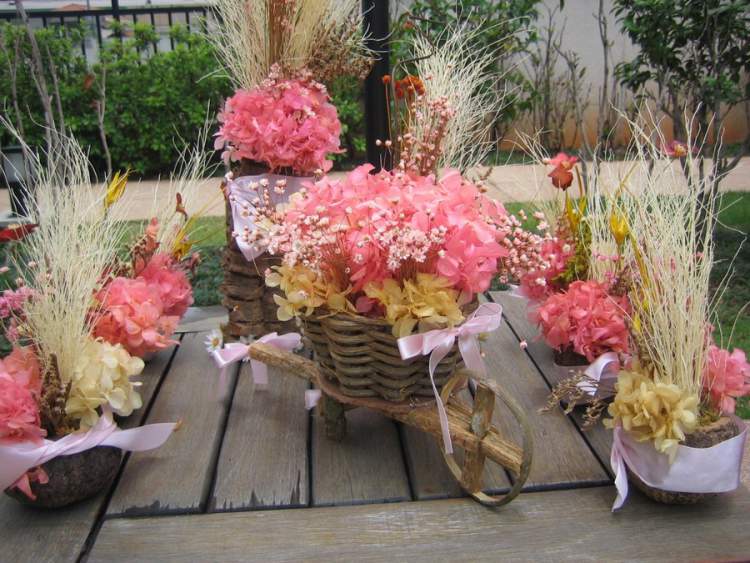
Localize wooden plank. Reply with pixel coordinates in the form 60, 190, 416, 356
107, 331, 237, 516
0, 496, 103, 563
211, 363, 309, 511
89, 486, 750, 562
121, 345, 177, 429
0, 345, 175, 562
176, 306, 227, 334
400, 390, 510, 500
399, 424, 463, 499
492, 291, 614, 471
311, 408, 410, 506
481, 314, 609, 489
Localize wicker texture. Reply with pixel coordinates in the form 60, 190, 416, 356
629, 416, 741, 505
303, 312, 464, 403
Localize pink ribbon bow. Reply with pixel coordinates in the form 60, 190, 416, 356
610, 420, 747, 511
397, 302, 503, 454
0, 409, 175, 493
211, 332, 302, 397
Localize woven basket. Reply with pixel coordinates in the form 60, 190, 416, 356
303, 310, 469, 403
629, 416, 741, 505
221, 159, 296, 340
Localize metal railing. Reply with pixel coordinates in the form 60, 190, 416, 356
0, 4, 211, 60
0, 1, 391, 168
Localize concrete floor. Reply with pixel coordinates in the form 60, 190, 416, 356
2, 158, 748, 220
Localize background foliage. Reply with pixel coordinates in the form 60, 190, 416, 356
0, 21, 366, 176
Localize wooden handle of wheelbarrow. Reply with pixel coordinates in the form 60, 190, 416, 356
439, 371, 533, 507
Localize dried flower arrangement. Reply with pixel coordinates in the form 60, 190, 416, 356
208, 0, 375, 339
0, 131, 175, 508
214, 25, 551, 464
541, 115, 748, 508
93, 129, 215, 358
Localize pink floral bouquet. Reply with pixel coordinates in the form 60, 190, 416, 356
215, 66, 342, 175
532, 280, 631, 363
94, 219, 195, 358
265, 164, 547, 337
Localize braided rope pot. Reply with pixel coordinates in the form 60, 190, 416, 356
628, 416, 741, 505
221, 159, 296, 340
303, 310, 471, 403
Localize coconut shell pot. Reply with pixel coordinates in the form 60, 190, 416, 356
4, 446, 121, 509
553, 345, 588, 367
628, 416, 741, 505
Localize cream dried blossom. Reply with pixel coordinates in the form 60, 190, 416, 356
65, 339, 144, 429
605, 370, 699, 460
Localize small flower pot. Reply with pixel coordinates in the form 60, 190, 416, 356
4, 446, 121, 509
628, 416, 741, 505
553, 345, 588, 367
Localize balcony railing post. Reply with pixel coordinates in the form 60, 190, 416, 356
362, 0, 390, 171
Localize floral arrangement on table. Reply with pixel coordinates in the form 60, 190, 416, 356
0, 133, 174, 508
91, 134, 216, 359
209, 26, 548, 454
512, 145, 638, 369
208, 0, 374, 339
545, 120, 748, 509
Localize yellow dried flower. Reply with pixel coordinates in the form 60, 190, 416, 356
267, 264, 327, 320
65, 338, 144, 429
104, 169, 130, 210
609, 210, 630, 248
604, 370, 699, 460
365, 273, 465, 338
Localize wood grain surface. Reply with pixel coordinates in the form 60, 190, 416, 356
311, 408, 411, 506
492, 291, 614, 473
211, 362, 310, 511
107, 331, 237, 516
481, 313, 610, 488
89, 486, 750, 562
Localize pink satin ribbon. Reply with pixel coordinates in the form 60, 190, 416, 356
211, 332, 302, 397
226, 173, 310, 261
0, 409, 175, 492
610, 420, 747, 511
577, 352, 620, 397
397, 302, 503, 454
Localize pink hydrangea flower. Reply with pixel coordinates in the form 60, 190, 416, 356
94, 276, 179, 358
0, 346, 42, 393
0, 286, 36, 319
0, 347, 44, 445
531, 280, 630, 362
138, 253, 193, 318
215, 67, 342, 175
703, 345, 750, 415
518, 237, 574, 301
269, 165, 511, 296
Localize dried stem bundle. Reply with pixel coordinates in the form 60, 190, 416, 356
5, 125, 127, 383
208, 0, 373, 89
406, 25, 506, 173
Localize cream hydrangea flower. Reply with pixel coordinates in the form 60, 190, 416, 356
605, 370, 699, 460
365, 274, 465, 338
65, 338, 144, 429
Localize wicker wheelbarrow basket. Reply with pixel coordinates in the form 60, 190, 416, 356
247, 330, 534, 507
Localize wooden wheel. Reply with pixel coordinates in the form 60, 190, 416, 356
439, 371, 533, 507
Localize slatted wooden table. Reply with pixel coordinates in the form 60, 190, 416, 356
3, 295, 750, 562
